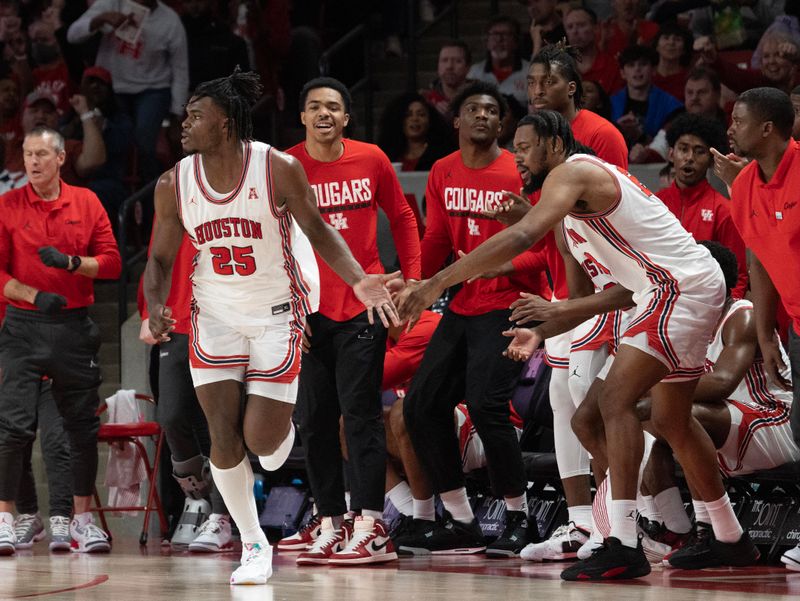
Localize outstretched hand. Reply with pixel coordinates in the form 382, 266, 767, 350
396, 278, 443, 331
502, 327, 542, 361
353, 271, 402, 327
482, 188, 532, 226
509, 292, 558, 325
710, 147, 748, 187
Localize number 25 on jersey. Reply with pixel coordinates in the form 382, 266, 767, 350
210, 245, 257, 276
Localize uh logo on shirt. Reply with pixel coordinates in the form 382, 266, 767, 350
311, 178, 374, 231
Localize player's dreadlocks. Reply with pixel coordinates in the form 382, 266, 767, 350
531, 41, 585, 109
191, 67, 263, 141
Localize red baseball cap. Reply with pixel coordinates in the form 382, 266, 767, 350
82, 66, 112, 86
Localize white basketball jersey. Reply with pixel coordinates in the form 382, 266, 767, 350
176, 141, 320, 324
706, 299, 793, 409
560, 154, 724, 305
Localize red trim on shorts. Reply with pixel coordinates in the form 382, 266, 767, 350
188, 301, 249, 368
245, 320, 304, 383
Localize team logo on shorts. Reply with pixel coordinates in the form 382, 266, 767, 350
248, 187, 259, 200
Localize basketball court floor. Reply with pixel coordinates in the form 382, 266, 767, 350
3, 541, 799, 601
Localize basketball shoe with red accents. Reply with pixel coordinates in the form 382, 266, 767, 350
560, 537, 650, 581
277, 514, 322, 551
328, 516, 398, 565
296, 517, 351, 565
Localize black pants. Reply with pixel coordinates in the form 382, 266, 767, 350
403, 309, 526, 497
151, 335, 226, 515
16, 380, 73, 517
0, 307, 102, 500
789, 325, 800, 446
295, 312, 387, 516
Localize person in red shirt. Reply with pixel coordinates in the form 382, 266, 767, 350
600, 0, 659, 61
285, 76, 420, 566
652, 22, 693, 104
397, 81, 537, 558
28, 18, 74, 116
0, 126, 120, 555
656, 113, 748, 299
725, 88, 800, 463
564, 7, 623, 95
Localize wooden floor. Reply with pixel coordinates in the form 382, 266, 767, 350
2, 541, 800, 601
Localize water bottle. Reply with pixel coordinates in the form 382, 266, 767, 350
282, 513, 297, 539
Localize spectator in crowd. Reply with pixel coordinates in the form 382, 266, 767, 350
67, 0, 189, 186
611, 45, 683, 149
581, 79, 612, 120
656, 113, 748, 298
0, 126, 121, 555
695, 31, 800, 95
525, 0, 567, 59
181, 0, 250, 91
2, 18, 32, 94
652, 22, 694, 103
7, 87, 106, 187
0, 130, 24, 192
563, 7, 623, 95
29, 18, 73, 116
751, 3, 800, 70
467, 16, 529, 107
601, 0, 659, 60
0, 68, 22, 154
377, 92, 455, 172
723, 88, 800, 453
631, 66, 727, 163
421, 39, 472, 118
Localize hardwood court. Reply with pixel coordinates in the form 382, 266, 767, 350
1, 541, 799, 601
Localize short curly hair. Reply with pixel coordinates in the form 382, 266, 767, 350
699, 240, 738, 295
666, 113, 728, 154
449, 80, 509, 121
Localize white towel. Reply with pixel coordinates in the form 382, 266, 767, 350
103, 389, 147, 515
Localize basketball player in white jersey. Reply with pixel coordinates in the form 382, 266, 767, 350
143, 71, 400, 585
397, 110, 758, 580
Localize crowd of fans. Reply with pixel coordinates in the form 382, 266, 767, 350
2, 0, 800, 586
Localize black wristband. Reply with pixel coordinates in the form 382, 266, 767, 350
67, 255, 82, 273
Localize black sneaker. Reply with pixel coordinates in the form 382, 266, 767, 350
392, 517, 437, 556
400, 517, 485, 555
561, 537, 651, 581
485, 510, 539, 558
666, 528, 759, 569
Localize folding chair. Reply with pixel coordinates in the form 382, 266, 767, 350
91, 393, 168, 545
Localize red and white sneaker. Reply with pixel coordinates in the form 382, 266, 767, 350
277, 514, 322, 551
296, 517, 351, 565
328, 516, 398, 565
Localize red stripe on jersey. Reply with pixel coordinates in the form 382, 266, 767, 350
189, 302, 249, 368
544, 354, 570, 369
570, 313, 613, 353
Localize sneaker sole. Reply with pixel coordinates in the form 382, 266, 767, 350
230, 568, 273, 585
485, 549, 521, 558
782, 555, 800, 571
15, 529, 46, 549
328, 552, 399, 565
562, 562, 651, 581
71, 543, 111, 553
188, 543, 235, 553
277, 541, 313, 551
522, 551, 580, 562
0, 544, 14, 556
296, 556, 331, 565
49, 541, 71, 552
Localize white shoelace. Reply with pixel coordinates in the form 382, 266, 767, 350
198, 519, 223, 536
344, 529, 374, 552
50, 517, 70, 538
77, 523, 108, 540
14, 514, 39, 538
0, 521, 14, 540
308, 530, 341, 553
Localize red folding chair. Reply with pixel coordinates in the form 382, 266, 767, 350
91, 393, 168, 545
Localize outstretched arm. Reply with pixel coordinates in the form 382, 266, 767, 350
143, 170, 184, 341
272, 151, 399, 326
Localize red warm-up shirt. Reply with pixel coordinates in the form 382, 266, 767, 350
583, 52, 624, 95
0, 181, 121, 310
286, 139, 421, 322
138, 226, 196, 335
730, 140, 800, 331
383, 309, 442, 390
422, 149, 536, 315
657, 180, 748, 299
571, 109, 629, 169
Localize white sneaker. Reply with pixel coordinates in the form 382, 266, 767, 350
14, 513, 45, 549
520, 522, 590, 562
640, 530, 672, 563
782, 544, 800, 571
230, 542, 272, 585
0, 514, 16, 555
49, 516, 71, 552
189, 514, 233, 553
70, 518, 111, 553
328, 516, 398, 565
296, 517, 352, 565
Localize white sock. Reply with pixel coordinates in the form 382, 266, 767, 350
610, 499, 638, 548
362, 509, 382, 521
641, 495, 660, 523
413, 496, 436, 522
73, 512, 93, 527
258, 423, 295, 471
440, 487, 474, 523
210, 458, 267, 545
386, 482, 414, 516
568, 505, 592, 528
692, 499, 710, 524
505, 493, 528, 514
344, 491, 351, 512
655, 487, 691, 534
706, 494, 743, 543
